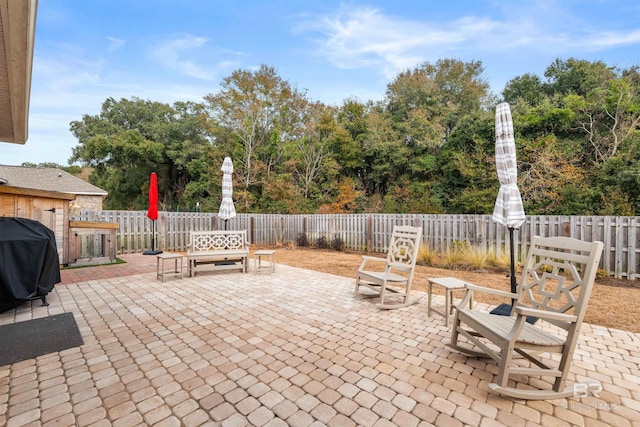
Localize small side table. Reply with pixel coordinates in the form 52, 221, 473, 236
427, 277, 473, 326
253, 250, 276, 273
157, 252, 184, 282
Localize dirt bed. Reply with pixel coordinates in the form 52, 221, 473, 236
262, 246, 640, 334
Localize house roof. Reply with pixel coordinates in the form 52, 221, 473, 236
0, 0, 37, 144
0, 165, 108, 196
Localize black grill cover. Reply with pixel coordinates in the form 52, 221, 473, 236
0, 217, 61, 313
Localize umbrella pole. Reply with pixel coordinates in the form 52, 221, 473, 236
143, 220, 162, 255
490, 227, 517, 317
490, 226, 536, 323
509, 227, 517, 294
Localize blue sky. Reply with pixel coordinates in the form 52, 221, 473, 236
3, 0, 640, 166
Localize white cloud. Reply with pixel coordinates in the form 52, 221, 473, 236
107, 36, 126, 53
148, 34, 219, 80
295, 6, 504, 78
582, 29, 640, 49
294, 4, 640, 79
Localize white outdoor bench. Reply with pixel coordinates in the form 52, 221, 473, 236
187, 230, 249, 276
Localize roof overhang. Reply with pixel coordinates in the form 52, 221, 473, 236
0, 0, 37, 144
0, 184, 75, 200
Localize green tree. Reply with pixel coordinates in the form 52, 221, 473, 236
502, 73, 545, 106
438, 111, 496, 213
204, 65, 309, 212
288, 102, 335, 201
382, 59, 493, 213
359, 108, 407, 197
332, 99, 368, 179
544, 58, 615, 97
565, 72, 640, 164
64, 58, 640, 216
386, 58, 492, 145
69, 97, 210, 209
21, 162, 82, 174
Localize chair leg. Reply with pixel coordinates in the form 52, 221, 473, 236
379, 281, 388, 306
553, 345, 576, 392
403, 283, 413, 306
450, 310, 462, 346
496, 342, 517, 388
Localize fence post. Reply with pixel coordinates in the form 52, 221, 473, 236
367, 216, 372, 252
250, 216, 255, 244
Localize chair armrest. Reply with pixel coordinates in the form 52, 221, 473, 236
465, 283, 518, 300
358, 255, 386, 270
514, 306, 578, 323
387, 262, 412, 272
361, 255, 385, 262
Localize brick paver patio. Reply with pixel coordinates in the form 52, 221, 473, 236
1, 253, 639, 426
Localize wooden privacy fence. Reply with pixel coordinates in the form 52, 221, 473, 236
81, 211, 640, 280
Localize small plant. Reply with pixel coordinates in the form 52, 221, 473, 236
444, 240, 470, 269
331, 234, 344, 251
315, 235, 329, 249
295, 233, 309, 247
417, 244, 438, 266
464, 246, 492, 271
490, 246, 512, 270
539, 264, 554, 273
275, 240, 296, 249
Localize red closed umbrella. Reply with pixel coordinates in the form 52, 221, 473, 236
143, 172, 162, 255
147, 172, 159, 221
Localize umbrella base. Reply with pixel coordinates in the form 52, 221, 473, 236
490, 303, 537, 324
143, 250, 163, 255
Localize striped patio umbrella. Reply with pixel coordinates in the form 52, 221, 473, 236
492, 102, 525, 296
218, 157, 236, 229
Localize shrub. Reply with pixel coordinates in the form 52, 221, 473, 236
295, 233, 309, 247
315, 235, 329, 249
331, 234, 344, 251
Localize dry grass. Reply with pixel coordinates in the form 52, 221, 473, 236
260, 245, 640, 334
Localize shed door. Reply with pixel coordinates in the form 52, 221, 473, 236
15, 196, 65, 261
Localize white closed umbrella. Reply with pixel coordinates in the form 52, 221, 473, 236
493, 102, 525, 231
492, 102, 526, 303
218, 157, 236, 229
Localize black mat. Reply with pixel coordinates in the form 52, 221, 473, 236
0, 312, 84, 366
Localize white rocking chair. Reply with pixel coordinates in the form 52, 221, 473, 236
355, 225, 422, 309
448, 235, 604, 400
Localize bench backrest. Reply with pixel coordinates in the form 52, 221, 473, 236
190, 230, 247, 251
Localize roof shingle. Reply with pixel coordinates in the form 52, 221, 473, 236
0, 165, 107, 196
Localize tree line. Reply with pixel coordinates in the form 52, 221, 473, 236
58, 58, 639, 215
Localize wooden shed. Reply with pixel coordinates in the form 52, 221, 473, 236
0, 165, 115, 266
